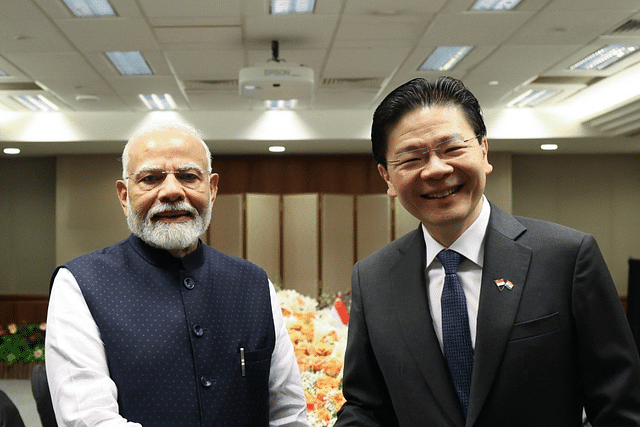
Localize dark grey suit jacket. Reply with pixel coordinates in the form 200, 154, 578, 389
336, 202, 640, 427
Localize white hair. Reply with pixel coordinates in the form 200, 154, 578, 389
121, 121, 212, 180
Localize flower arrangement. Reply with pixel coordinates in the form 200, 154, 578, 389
277, 289, 349, 427
0, 323, 46, 365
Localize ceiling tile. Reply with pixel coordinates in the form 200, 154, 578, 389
165, 49, 245, 80
55, 18, 159, 52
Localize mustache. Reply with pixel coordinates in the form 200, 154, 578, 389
146, 202, 198, 219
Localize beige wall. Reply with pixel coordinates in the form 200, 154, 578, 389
56, 155, 130, 266
0, 157, 56, 295
512, 154, 640, 295
1, 152, 639, 297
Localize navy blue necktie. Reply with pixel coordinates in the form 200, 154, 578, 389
438, 249, 474, 416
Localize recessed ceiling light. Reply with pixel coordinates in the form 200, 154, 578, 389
265, 99, 298, 110
3, 148, 20, 155
139, 93, 176, 110
471, 0, 523, 11
488, 80, 499, 86
61, 0, 116, 17
507, 89, 560, 108
106, 51, 153, 76
271, 0, 315, 14
418, 46, 473, 72
541, 144, 558, 151
269, 146, 286, 153
569, 44, 640, 71
12, 94, 59, 112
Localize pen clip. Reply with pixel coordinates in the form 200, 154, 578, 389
240, 347, 246, 377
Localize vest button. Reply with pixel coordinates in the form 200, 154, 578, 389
183, 277, 195, 290
193, 324, 204, 337
200, 376, 214, 388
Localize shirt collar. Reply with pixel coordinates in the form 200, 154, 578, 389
423, 195, 491, 268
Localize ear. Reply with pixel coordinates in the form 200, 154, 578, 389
377, 164, 397, 198
116, 180, 129, 217
209, 173, 220, 204
480, 137, 493, 175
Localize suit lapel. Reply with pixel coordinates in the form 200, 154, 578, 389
466, 206, 531, 426
391, 228, 466, 427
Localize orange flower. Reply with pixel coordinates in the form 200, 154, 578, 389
7, 324, 17, 334
317, 407, 332, 423
316, 375, 341, 392
293, 311, 316, 321
312, 342, 333, 356
304, 391, 318, 410
321, 357, 343, 377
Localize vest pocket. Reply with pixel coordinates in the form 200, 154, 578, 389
236, 346, 272, 377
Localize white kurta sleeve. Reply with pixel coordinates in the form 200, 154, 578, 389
45, 267, 143, 427
267, 281, 309, 426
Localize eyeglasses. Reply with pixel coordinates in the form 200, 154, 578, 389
387, 134, 481, 170
126, 168, 206, 191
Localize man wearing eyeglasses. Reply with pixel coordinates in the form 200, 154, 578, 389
45, 123, 308, 427
335, 77, 640, 427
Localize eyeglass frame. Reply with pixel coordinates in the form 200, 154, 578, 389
386, 134, 482, 168
125, 165, 208, 190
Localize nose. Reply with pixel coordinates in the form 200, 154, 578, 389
419, 153, 454, 180
157, 173, 186, 202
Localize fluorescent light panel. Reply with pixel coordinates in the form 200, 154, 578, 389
570, 44, 640, 71
271, 0, 315, 14
13, 94, 59, 112
507, 89, 560, 108
139, 93, 176, 110
62, 0, 115, 17
471, 0, 523, 10
419, 46, 473, 71
106, 51, 153, 76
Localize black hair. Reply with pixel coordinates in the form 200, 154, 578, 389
371, 77, 486, 167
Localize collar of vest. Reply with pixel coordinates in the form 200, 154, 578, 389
128, 234, 206, 271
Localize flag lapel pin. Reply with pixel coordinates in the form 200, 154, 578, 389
495, 279, 515, 291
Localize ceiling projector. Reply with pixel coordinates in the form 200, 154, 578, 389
239, 62, 314, 101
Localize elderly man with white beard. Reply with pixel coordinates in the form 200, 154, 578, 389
45, 123, 308, 427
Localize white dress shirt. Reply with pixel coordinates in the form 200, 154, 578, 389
423, 196, 491, 351
46, 268, 308, 427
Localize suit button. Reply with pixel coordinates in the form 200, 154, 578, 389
200, 376, 214, 388
193, 324, 204, 337
183, 277, 195, 290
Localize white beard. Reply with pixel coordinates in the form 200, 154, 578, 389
126, 199, 212, 251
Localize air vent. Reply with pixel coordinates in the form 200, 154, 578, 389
583, 96, 640, 136
611, 19, 640, 35
182, 80, 238, 92
0, 82, 43, 91
321, 77, 384, 89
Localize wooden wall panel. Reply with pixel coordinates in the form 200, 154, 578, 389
282, 195, 319, 297
211, 155, 387, 195
321, 195, 355, 296
246, 194, 281, 286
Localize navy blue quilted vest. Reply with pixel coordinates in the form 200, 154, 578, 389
63, 235, 275, 427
